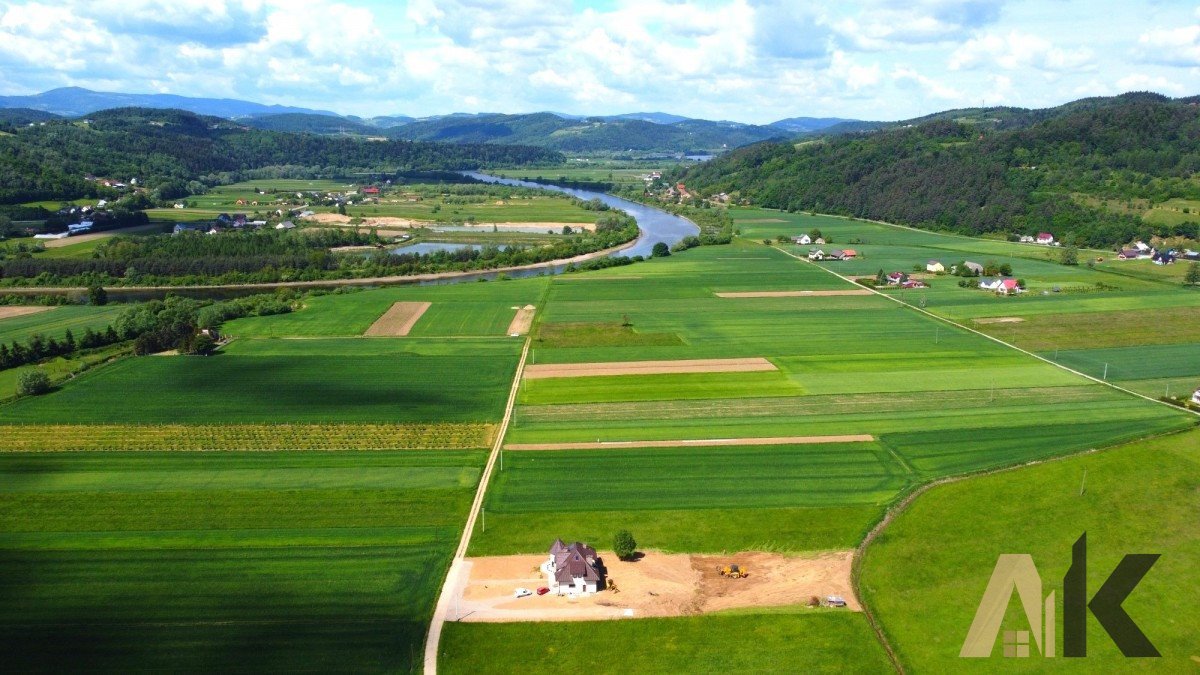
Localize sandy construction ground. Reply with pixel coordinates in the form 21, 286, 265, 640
304, 213, 594, 231
445, 550, 858, 623
507, 305, 536, 335
0, 306, 54, 320
524, 357, 776, 379
364, 301, 431, 336
715, 290, 874, 298
505, 435, 875, 450
972, 316, 1026, 324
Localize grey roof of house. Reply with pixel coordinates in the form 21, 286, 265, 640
552, 541, 601, 583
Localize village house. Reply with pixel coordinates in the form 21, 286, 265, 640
1019, 235, 1036, 243
1118, 249, 1142, 260
814, 237, 826, 245
542, 539, 603, 595
886, 271, 908, 285
1153, 251, 1176, 265
826, 249, 846, 260
1036, 232, 1055, 245
363, 186, 381, 195
795, 234, 812, 245
926, 260, 945, 273
841, 248, 858, 259
808, 249, 825, 261
978, 277, 1004, 291
997, 278, 1023, 295
1192, 388, 1200, 405
902, 279, 927, 289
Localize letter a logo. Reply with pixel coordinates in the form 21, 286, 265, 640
960, 554, 1056, 658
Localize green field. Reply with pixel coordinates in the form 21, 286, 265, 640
859, 428, 1200, 672
441, 612, 893, 673
471, 442, 905, 555
0, 305, 124, 344
225, 279, 550, 338
0, 450, 483, 671
0, 338, 522, 424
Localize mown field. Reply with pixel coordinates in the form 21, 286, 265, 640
859, 428, 1200, 672
0, 305, 124, 344
0, 450, 484, 671
440, 612, 893, 673
0, 337, 522, 424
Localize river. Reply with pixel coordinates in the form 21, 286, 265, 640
463, 172, 698, 259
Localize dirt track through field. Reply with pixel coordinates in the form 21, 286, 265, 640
505, 434, 875, 450
715, 290, 874, 298
448, 549, 858, 623
506, 305, 536, 335
0, 306, 54, 320
364, 301, 430, 336
523, 357, 777, 379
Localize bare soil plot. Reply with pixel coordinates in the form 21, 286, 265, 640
523, 357, 776, 379
972, 317, 1025, 324
448, 550, 857, 623
507, 305, 536, 335
504, 435, 875, 450
0, 306, 54, 320
715, 290, 874, 298
739, 218, 788, 223
364, 302, 431, 336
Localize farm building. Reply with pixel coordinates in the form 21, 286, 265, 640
276, 221, 296, 230
926, 260, 945, 273
1037, 232, 1055, 245
1153, 252, 1176, 265
362, 186, 381, 195
795, 234, 812, 245
902, 280, 927, 289
826, 250, 847, 260
808, 249, 825, 260
542, 539, 604, 595
1193, 388, 1200, 405
814, 237, 826, 245
886, 272, 908, 285
841, 249, 858, 259
1118, 249, 1141, 260
963, 261, 984, 274
978, 278, 1003, 291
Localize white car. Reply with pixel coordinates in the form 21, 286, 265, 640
825, 595, 847, 608
513, 588, 533, 598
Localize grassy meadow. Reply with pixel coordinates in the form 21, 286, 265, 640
0, 305, 124, 344
440, 612, 893, 674
859, 428, 1200, 672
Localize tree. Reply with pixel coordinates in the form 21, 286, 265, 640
1060, 245, 1079, 266
651, 242, 670, 257
809, 228, 823, 240
88, 285, 108, 306
613, 529, 637, 560
1186, 262, 1200, 286
16, 370, 51, 396
875, 268, 886, 285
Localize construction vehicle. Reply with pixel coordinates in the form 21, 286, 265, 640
717, 564, 748, 579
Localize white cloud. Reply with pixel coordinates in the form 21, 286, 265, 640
949, 31, 1094, 72
893, 66, 963, 100
835, 0, 1003, 51
1116, 73, 1186, 95
1136, 24, 1200, 67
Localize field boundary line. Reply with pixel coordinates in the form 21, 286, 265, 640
423, 337, 530, 675
769, 244, 1200, 419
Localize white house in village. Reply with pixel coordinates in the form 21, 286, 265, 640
1192, 388, 1200, 405
795, 234, 812, 245
1037, 232, 1055, 245
926, 260, 945, 273
542, 539, 604, 595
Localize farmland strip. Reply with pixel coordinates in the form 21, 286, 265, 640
505, 435, 875, 450
714, 290, 874, 298
364, 301, 431, 336
0, 306, 54, 320
523, 357, 776, 379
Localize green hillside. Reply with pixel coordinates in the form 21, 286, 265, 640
679, 93, 1200, 247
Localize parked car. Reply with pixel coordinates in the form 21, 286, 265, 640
825, 595, 847, 608
536, 587, 550, 596
513, 588, 533, 598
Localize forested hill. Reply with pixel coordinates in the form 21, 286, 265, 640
0, 108, 562, 204
676, 93, 1200, 247
386, 112, 787, 153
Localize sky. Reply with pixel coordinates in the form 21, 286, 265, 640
1, 0, 1199, 124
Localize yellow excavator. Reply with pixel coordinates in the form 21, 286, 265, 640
718, 564, 748, 579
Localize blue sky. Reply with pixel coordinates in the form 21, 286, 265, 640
1, 0, 1198, 123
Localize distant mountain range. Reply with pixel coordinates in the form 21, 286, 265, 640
0, 87, 862, 153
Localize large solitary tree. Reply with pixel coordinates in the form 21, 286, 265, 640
613, 529, 637, 560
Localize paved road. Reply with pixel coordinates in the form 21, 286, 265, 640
423, 338, 531, 674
